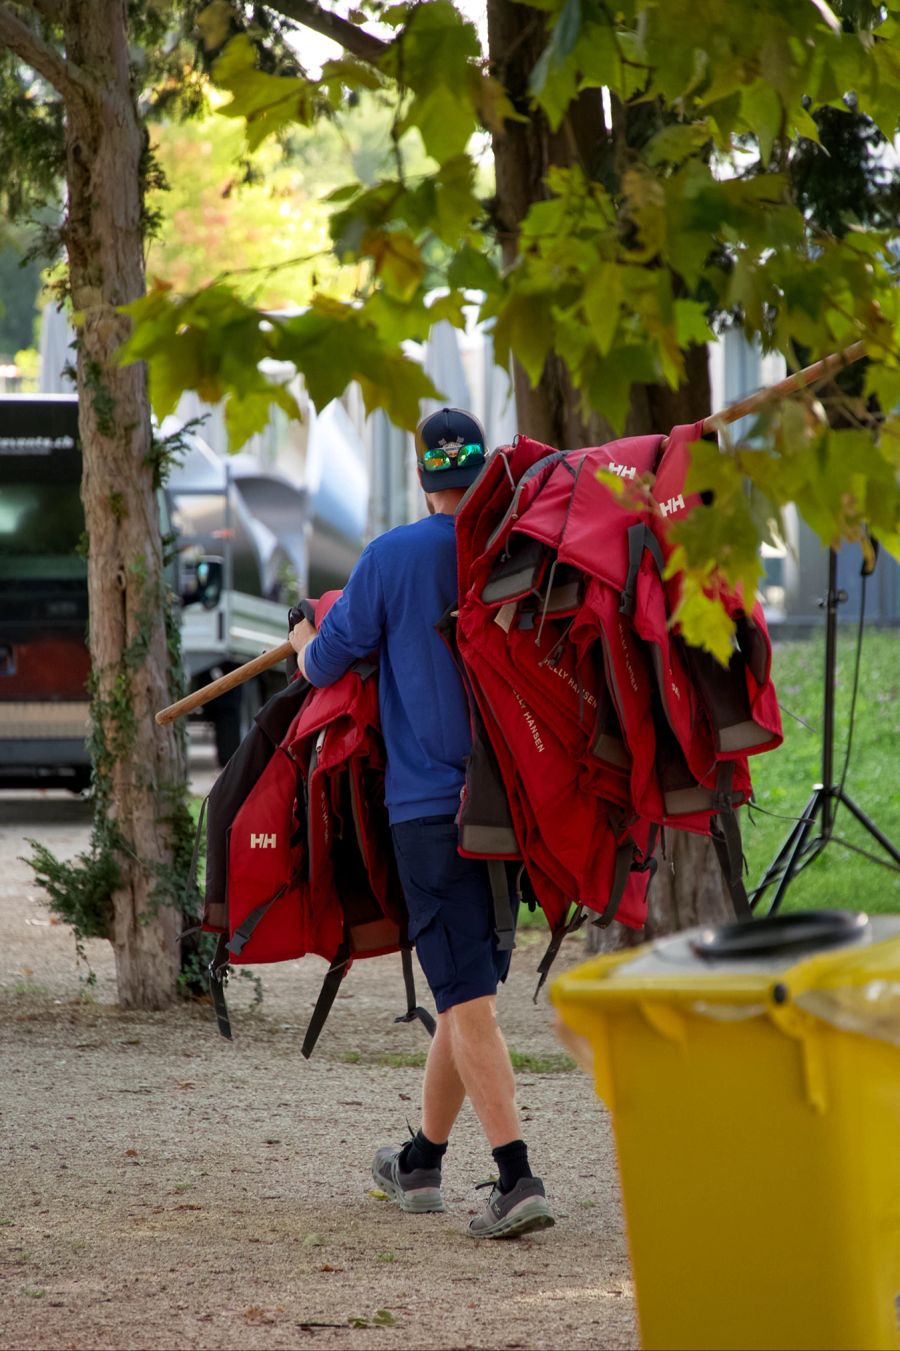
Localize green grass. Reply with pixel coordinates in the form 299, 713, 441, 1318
376, 1051, 427, 1068
508, 1049, 576, 1073
746, 631, 900, 915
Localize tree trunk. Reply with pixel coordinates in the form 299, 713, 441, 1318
62, 0, 185, 1006
486, 0, 611, 449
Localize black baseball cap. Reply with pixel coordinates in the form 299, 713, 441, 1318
415, 407, 488, 491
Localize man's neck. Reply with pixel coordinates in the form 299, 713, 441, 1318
427, 488, 467, 515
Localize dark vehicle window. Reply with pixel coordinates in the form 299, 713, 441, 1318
0, 483, 87, 579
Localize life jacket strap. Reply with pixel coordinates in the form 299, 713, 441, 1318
487, 859, 517, 952
710, 761, 752, 921
225, 883, 289, 957
207, 932, 233, 1041
301, 941, 352, 1059
620, 522, 665, 616
393, 947, 437, 1038
188, 793, 209, 896
591, 837, 635, 929
533, 906, 588, 1003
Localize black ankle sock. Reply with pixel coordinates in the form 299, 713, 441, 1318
401, 1129, 448, 1173
492, 1138, 533, 1193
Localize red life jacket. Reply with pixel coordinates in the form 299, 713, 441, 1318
200, 593, 434, 1055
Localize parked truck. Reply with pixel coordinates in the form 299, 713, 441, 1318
0, 394, 369, 788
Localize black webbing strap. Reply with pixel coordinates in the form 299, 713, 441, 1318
225, 883, 289, 957
301, 941, 351, 1059
207, 932, 233, 1041
487, 859, 517, 952
393, 947, 437, 1037
533, 906, 588, 1003
710, 761, 752, 921
593, 838, 635, 929
620, 523, 666, 616
188, 794, 208, 895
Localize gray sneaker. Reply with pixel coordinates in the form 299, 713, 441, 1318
467, 1176, 555, 1239
372, 1145, 445, 1214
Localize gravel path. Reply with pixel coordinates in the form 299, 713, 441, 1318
0, 743, 637, 1351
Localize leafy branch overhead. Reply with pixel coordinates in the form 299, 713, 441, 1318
122, 0, 900, 656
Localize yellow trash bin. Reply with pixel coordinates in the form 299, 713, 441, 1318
551, 910, 900, 1351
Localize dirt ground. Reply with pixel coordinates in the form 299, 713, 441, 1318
0, 739, 637, 1351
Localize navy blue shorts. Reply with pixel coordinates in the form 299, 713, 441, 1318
390, 814, 516, 1014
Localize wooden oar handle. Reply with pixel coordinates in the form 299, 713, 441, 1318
155, 640, 294, 726
702, 340, 867, 433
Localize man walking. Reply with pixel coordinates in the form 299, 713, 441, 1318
288, 407, 554, 1240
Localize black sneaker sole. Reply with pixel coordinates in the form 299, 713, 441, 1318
468, 1199, 556, 1239
372, 1166, 445, 1214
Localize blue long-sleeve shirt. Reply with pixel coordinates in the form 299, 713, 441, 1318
303, 512, 470, 824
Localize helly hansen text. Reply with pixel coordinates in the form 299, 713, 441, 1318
250, 833, 277, 848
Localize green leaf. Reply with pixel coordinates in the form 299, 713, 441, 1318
583, 264, 622, 355
319, 58, 385, 93
427, 292, 468, 327
196, 1, 232, 51
577, 21, 620, 89
447, 243, 500, 294
492, 291, 554, 386
402, 85, 476, 163
791, 103, 820, 144
362, 228, 425, 301
530, 58, 579, 131
212, 36, 314, 150
473, 71, 524, 133
580, 344, 658, 436
866, 364, 900, 417
673, 579, 737, 665
530, 0, 584, 127
645, 123, 711, 168
432, 155, 482, 244
673, 299, 714, 348
405, 0, 481, 76
740, 81, 783, 165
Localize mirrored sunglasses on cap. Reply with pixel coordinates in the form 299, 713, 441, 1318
421, 441, 485, 473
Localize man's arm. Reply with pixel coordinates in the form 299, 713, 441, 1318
290, 543, 386, 687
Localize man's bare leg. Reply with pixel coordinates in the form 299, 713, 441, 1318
444, 994, 521, 1148
421, 1010, 466, 1144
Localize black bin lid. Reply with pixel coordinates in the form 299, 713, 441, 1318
691, 909, 870, 962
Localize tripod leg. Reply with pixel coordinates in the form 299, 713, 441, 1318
831, 790, 900, 868
749, 789, 820, 910
759, 789, 825, 918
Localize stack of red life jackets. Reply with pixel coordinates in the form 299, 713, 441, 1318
198, 424, 782, 1048
451, 422, 781, 979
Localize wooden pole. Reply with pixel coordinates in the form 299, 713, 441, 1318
154, 640, 294, 726
703, 339, 867, 432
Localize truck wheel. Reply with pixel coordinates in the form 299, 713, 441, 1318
212, 676, 263, 767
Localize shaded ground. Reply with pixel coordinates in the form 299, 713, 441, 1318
0, 741, 636, 1351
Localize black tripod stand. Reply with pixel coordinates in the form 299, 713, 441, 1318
750, 547, 900, 916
